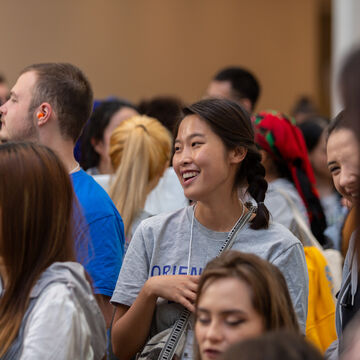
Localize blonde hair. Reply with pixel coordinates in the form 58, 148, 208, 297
109, 115, 172, 238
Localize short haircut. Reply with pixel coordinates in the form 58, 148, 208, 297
213, 67, 260, 109
21, 63, 93, 142
138, 96, 184, 133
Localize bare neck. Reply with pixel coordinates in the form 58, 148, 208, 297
97, 156, 113, 175
40, 134, 79, 173
195, 192, 244, 232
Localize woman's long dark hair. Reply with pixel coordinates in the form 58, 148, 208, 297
0, 142, 75, 355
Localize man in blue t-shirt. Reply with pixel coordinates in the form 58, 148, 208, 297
0, 63, 125, 328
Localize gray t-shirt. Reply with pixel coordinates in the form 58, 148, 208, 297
265, 178, 310, 229
111, 206, 309, 338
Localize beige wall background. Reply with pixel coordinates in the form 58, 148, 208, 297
0, 0, 329, 115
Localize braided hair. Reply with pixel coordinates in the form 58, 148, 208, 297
178, 98, 269, 229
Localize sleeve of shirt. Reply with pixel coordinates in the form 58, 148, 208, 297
111, 223, 151, 306
85, 214, 125, 297
272, 242, 309, 333
20, 284, 94, 360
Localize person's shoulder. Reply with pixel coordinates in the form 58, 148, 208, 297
71, 170, 120, 219
137, 206, 191, 234
246, 220, 302, 248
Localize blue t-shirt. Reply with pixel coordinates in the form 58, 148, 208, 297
71, 169, 125, 297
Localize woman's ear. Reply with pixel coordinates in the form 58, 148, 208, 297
229, 146, 247, 164
91, 137, 105, 156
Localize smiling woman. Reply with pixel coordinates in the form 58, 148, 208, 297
110, 98, 308, 360
327, 111, 360, 207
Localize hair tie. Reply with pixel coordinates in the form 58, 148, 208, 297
136, 124, 149, 133
257, 201, 264, 205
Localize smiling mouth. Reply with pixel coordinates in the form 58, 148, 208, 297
182, 171, 199, 185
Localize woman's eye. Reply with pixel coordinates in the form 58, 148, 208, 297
225, 319, 245, 326
174, 145, 181, 152
197, 316, 210, 325
329, 166, 340, 174
191, 142, 202, 147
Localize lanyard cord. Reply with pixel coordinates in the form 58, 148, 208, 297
186, 202, 245, 275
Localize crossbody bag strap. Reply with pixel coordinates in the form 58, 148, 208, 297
157, 206, 255, 360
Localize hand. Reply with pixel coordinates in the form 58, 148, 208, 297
146, 275, 200, 312
341, 197, 353, 209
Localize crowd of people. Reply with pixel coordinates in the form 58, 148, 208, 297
0, 47, 359, 360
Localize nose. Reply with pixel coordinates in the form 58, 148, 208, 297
174, 146, 193, 167
0, 103, 6, 116
339, 168, 355, 191
205, 320, 223, 343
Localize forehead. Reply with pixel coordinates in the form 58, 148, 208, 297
12, 71, 38, 95
327, 128, 359, 157
206, 80, 233, 100
198, 277, 253, 309
176, 114, 213, 139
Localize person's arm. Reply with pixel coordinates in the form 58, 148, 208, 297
95, 294, 115, 328
111, 274, 199, 360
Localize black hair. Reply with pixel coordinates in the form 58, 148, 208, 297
326, 110, 353, 142
298, 120, 326, 152
177, 98, 269, 230
138, 96, 184, 134
79, 99, 137, 170
213, 67, 260, 110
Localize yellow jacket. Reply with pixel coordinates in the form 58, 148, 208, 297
305, 246, 336, 353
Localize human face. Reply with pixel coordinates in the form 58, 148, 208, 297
173, 115, 239, 203
327, 128, 360, 205
0, 71, 38, 142
94, 106, 138, 174
195, 277, 264, 360
205, 81, 233, 101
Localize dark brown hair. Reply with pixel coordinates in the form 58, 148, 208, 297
221, 331, 323, 360
21, 63, 93, 142
0, 142, 75, 355
195, 251, 299, 333
176, 98, 269, 229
